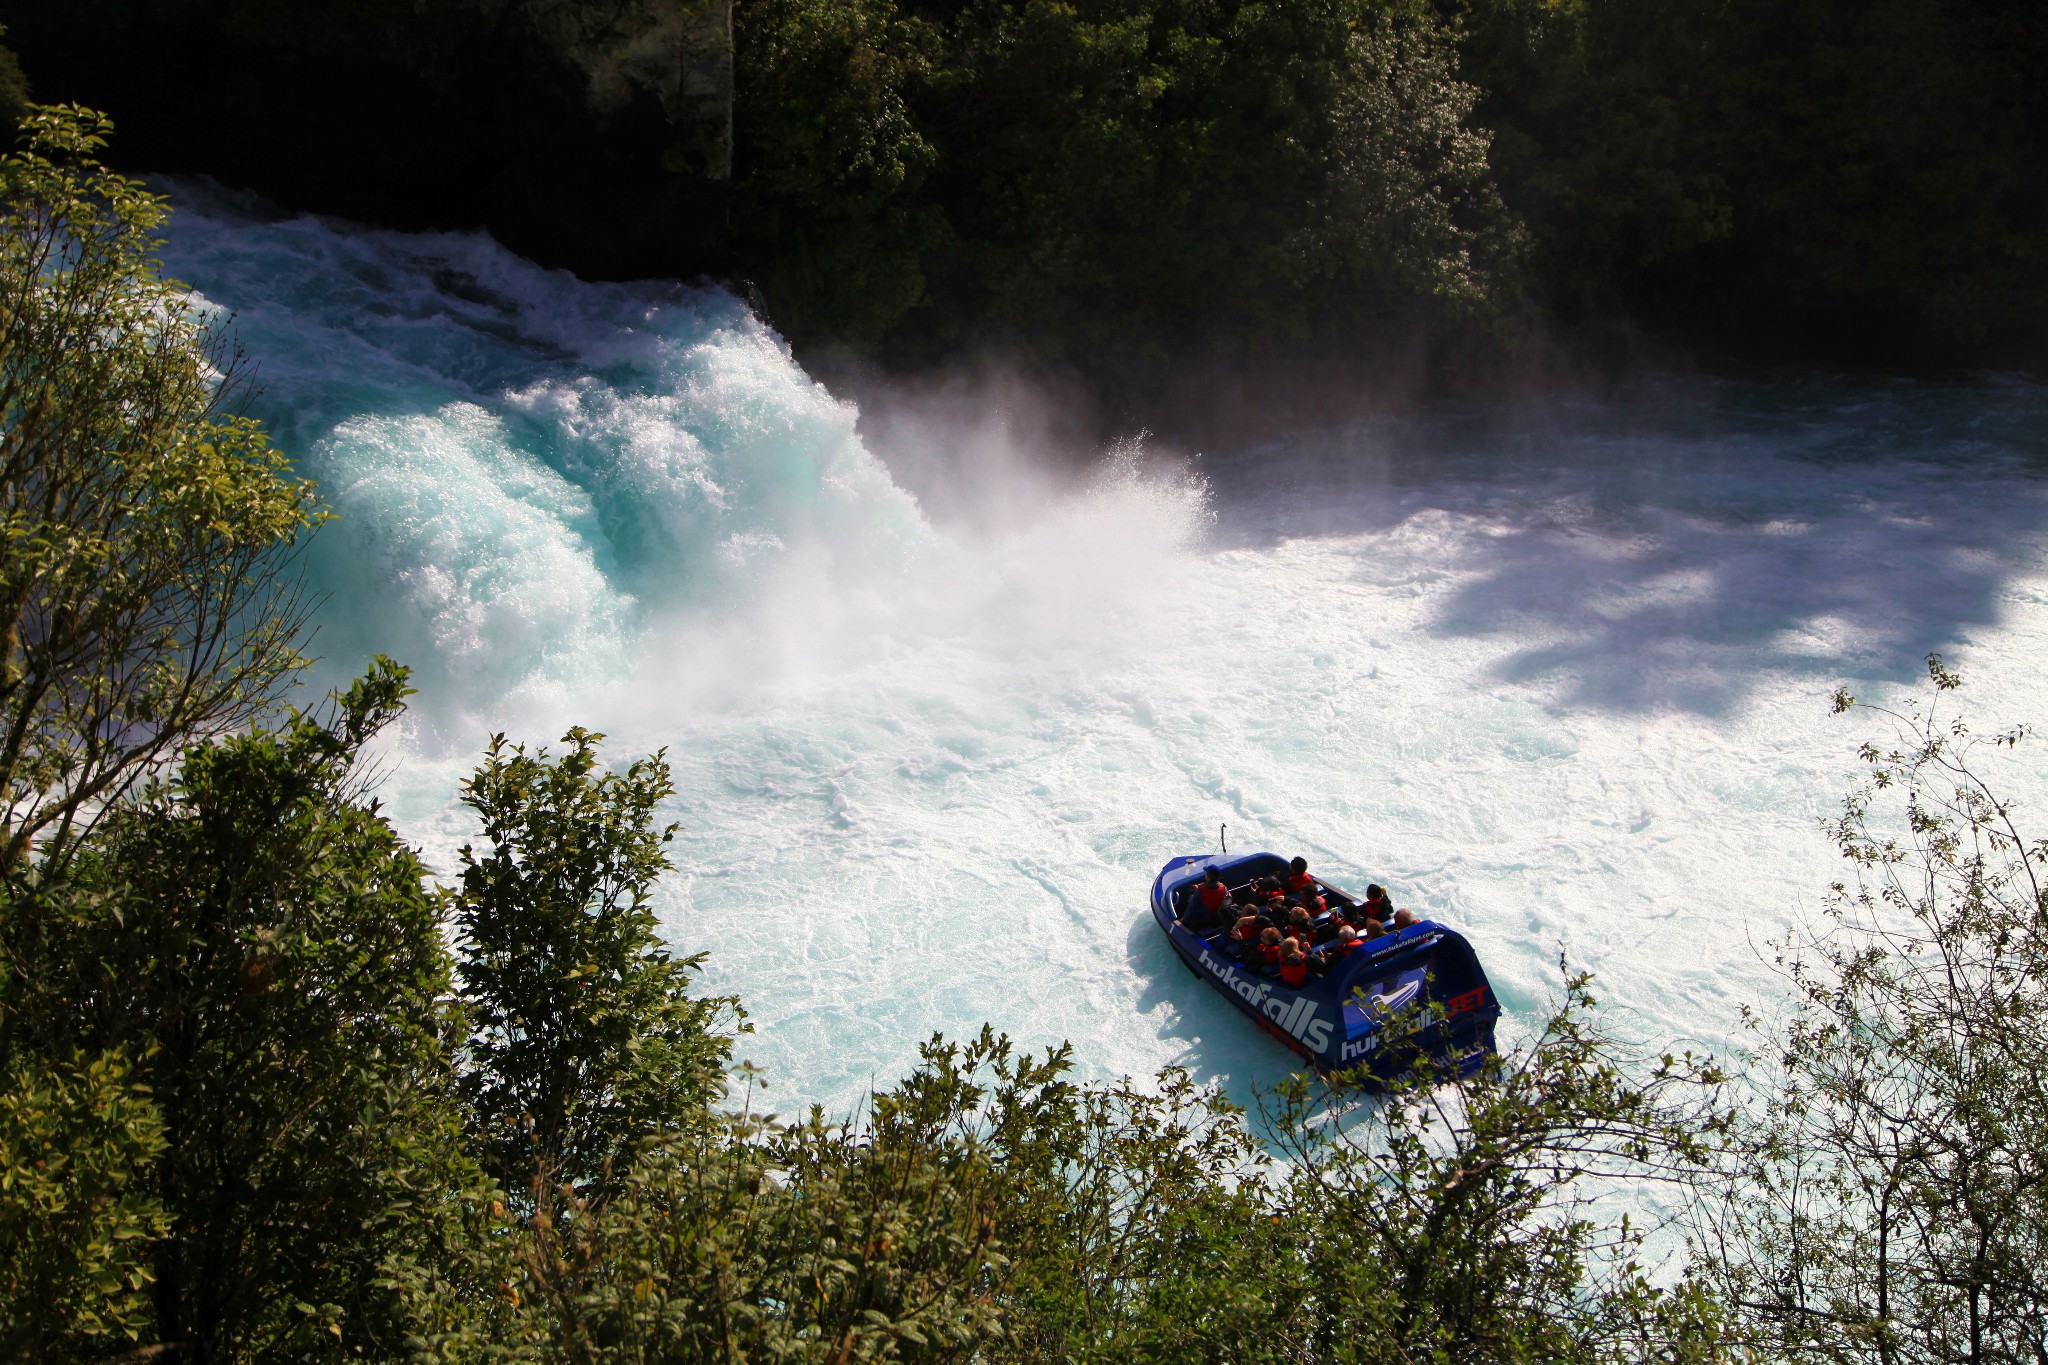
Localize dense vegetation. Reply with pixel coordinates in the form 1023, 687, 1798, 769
729, 0, 2048, 370
3, 1, 2045, 379
732, 0, 1518, 366
4, 110, 2048, 1362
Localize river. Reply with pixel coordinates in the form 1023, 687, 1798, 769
158, 182, 2048, 1116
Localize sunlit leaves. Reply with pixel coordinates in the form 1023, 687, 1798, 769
0, 104, 320, 878
454, 730, 740, 1201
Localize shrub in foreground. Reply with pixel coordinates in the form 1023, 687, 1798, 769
1706, 658, 2048, 1363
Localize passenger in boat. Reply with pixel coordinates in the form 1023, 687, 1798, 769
1257, 926, 1285, 971
1296, 884, 1326, 914
1285, 856, 1317, 896
1279, 947, 1310, 988
1230, 911, 1263, 956
1254, 876, 1287, 906
1285, 904, 1315, 942
1182, 871, 1233, 934
1393, 908, 1419, 929
1322, 924, 1363, 960
1362, 884, 1394, 924
1363, 918, 1388, 940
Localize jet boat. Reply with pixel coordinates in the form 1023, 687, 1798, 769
1151, 851, 1499, 1082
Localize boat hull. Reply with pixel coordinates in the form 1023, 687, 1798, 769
1152, 852, 1500, 1083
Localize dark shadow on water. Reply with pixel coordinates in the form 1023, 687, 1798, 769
1122, 911, 1329, 1130
1201, 373, 2048, 715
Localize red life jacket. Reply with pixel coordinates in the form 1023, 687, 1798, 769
1280, 959, 1310, 988
1286, 870, 1316, 894
1363, 895, 1391, 922
1198, 880, 1230, 912
1258, 941, 1284, 966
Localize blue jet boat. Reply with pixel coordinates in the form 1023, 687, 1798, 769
1151, 851, 1500, 1082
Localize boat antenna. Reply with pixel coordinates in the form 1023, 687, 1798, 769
1219, 822, 1228, 854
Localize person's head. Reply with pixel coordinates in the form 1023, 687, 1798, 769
1203, 866, 1221, 885
1366, 883, 1385, 901
1289, 905, 1310, 926
1393, 908, 1418, 928
1259, 875, 1281, 892
1336, 925, 1357, 944
1290, 856, 1308, 876
1261, 926, 1282, 946
1365, 919, 1387, 938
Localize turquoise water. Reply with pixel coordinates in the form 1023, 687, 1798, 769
160, 185, 2048, 1116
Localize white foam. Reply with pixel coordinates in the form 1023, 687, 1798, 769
155, 190, 2048, 1118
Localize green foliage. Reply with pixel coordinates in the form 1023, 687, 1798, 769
13, 660, 481, 1361
1446, 0, 1733, 313
952, 1035, 1293, 1361
0, 104, 319, 879
1450, 0, 2048, 354
737, 0, 2048, 364
417, 993, 1739, 1364
455, 730, 738, 1200
0, 1048, 167, 1362
734, 0, 948, 346
735, 0, 1518, 361
1266, 972, 1732, 1363
739, 0, 2048, 363
411, 1028, 1283, 1364
1709, 658, 2048, 1363
500, 1048, 1019, 1360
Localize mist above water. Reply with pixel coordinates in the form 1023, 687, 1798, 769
159, 185, 2048, 1115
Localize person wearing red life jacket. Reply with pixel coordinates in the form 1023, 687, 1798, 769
1257, 926, 1285, 970
1309, 924, 1361, 974
1229, 912, 1263, 958
1285, 856, 1317, 897
1279, 948, 1310, 988
1361, 883, 1393, 924
1180, 868, 1231, 934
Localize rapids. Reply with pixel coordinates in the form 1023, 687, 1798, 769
158, 184, 2048, 1115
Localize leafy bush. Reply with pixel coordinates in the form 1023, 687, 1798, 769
0, 106, 319, 880
0, 1049, 166, 1362
1271, 978, 1731, 1363
20, 663, 480, 1361
1707, 659, 2048, 1362
455, 729, 740, 1202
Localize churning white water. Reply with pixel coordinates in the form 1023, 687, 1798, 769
159, 185, 2048, 1115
